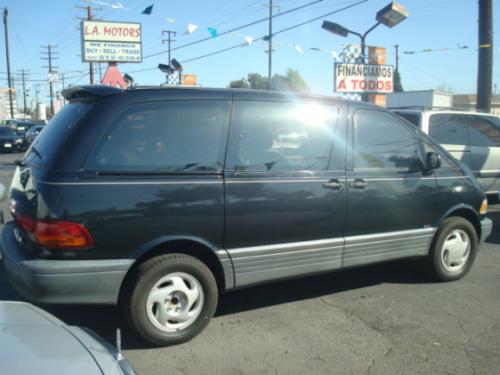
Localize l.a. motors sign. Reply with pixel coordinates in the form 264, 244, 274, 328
81, 20, 142, 63
334, 63, 394, 93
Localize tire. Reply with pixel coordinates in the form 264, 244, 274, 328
122, 253, 218, 346
427, 217, 478, 281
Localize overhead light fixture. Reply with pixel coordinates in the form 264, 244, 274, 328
321, 21, 350, 37
376, 2, 409, 28
158, 64, 175, 74
171, 58, 183, 72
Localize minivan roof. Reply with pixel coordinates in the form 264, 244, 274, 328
62, 84, 377, 109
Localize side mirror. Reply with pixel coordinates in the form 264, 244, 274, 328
0, 183, 6, 202
425, 151, 441, 172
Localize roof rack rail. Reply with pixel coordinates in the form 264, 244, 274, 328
388, 105, 484, 112
62, 85, 124, 101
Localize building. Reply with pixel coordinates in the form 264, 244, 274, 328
386, 90, 453, 109
453, 94, 500, 116
0, 88, 18, 121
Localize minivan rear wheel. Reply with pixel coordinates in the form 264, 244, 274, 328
428, 217, 478, 281
122, 253, 218, 346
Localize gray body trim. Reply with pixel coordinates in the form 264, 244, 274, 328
215, 249, 235, 289
227, 228, 435, 288
229, 238, 343, 287
0, 222, 132, 304
342, 228, 435, 268
480, 218, 493, 244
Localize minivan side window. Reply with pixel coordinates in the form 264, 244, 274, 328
428, 114, 469, 145
466, 115, 500, 147
88, 101, 230, 172
226, 101, 338, 171
354, 110, 423, 170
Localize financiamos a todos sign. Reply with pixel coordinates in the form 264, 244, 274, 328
334, 63, 394, 94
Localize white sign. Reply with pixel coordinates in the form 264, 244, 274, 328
81, 20, 142, 63
48, 71, 59, 83
334, 63, 394, 94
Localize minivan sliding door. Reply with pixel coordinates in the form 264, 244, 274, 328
224, 98, 346, 287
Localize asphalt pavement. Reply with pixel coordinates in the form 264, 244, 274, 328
1, 151, 499, 375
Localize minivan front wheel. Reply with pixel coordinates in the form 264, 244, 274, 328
428, 217, 478, 281
123, 253, 218, 346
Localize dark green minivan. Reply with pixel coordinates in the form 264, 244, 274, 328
0, 86, 492, 346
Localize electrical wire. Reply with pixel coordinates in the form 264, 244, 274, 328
125, 0, 368, 74
143, 0, 326, 60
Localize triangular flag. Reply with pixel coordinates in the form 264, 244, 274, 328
207, 27, 218, 40
142, 4, 154, 15
165, 17, 176, 23
185, 24, 198, 34
294, 44, 304, 53
244, 36, 254, 45
111, 2, 126, 9
331, 50, 339, 60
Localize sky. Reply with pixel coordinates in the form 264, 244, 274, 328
0, 0, 498, 107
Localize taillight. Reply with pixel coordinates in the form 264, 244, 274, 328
35, 221, 94, 249
14, 213, 94, 250
15, 212, 36, 234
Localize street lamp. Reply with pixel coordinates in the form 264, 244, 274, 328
322, 1, 409, 63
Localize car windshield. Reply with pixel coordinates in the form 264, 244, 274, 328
0, 127, 15, 137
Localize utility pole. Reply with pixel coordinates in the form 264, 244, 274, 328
77, 4, 100, 84
162, 30, 176, 82
394, 44, 399, 71
3, 7, 14, 119
61, 73, 66, 105
267, 0, 273, 89
41, 44, 59, 116
477, 0, 493, 112
17, 69, 29, 114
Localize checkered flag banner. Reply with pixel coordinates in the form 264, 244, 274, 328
166, 74, 180, 85
336, 44, 362, 101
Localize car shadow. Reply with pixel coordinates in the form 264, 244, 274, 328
0, 258, 429, 350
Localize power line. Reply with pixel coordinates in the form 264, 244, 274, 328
143, 0, 326, 60
125, 0, 369, 75
182, 0, 370, 64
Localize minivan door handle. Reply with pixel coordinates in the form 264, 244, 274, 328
322, 179, 344, 191
349, 179, 368, 189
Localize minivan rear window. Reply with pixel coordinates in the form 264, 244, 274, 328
27, 102, 91, 164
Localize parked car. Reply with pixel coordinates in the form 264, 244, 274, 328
24, 124, 45, 145
392, 108, 500, 201
0, 85, 492, 346
0, 126, 25, 152
0, 301, 135, 375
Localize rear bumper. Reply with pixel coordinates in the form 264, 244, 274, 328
0, 222, 133, 304
480, 217, 493, 244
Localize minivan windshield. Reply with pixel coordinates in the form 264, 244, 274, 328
27, 102, 91, 164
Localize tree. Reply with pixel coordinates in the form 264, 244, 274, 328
228, 69, 309, 93
393, 69, 404, 92
228, 78, 249, 88
247, 73, 268, 90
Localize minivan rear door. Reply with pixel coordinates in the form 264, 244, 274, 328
427, 113, 472, 168
465, 114, 500, 194
344, 108, 437, 268
224, 97, 347, 287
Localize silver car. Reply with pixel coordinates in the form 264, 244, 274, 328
0, 301, 135, 375
393, 109, 500, 201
